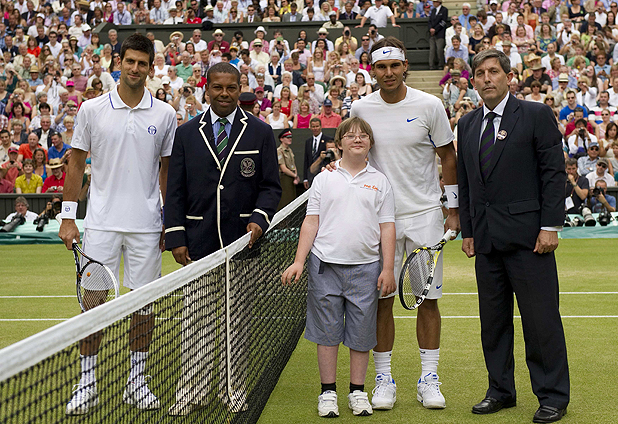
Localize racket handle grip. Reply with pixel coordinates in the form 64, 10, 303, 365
442, 229, 457, 243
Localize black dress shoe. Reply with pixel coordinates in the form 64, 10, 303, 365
533, 405, 567, 423
472, 397, 516, 414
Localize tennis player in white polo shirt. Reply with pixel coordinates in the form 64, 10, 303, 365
350, 36, 460, 410
59, 33, 177, 416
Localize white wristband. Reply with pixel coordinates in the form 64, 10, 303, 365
445, 185, 459, 208
61, 201, 78, 220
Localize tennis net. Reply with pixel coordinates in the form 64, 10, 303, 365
0, 193, 309, 424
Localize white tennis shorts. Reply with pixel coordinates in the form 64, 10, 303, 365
381, 208, 444, 300
82, 229, 162, 290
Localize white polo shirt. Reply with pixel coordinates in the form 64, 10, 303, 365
307, 160, 395, 265
72, 86, 177, 233
351, 86, 454, 219
364, 5, 393, 28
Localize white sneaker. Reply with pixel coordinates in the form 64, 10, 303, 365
66, 383, 98, 415
417, 373, 446, 409
123, 376, 160, 410
371, 373, 396, 410
348, 390, 373, 416
317, 390, 339, 418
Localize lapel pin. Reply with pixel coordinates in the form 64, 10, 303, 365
497, 130, 507, 140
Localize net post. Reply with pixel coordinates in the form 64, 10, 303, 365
225, 246, 232, 402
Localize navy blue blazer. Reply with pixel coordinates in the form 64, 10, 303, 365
457, 95, 566, 254
164, 107, 282, 260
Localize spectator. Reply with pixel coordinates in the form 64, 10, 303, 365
175, 52, 193, 82
303, 117, 332, 188
577, 141, 601, 176
428, 0, 448, 70
208, 29, 229, 53
564, 107, 595, 138
445, 35, 468, 61
560, 89, 589, 123
33, 115, 58, 148
250, 39, 270, 66
17, 132, 44, 161
459, 3, 472, 31
341, 82, 361, 119
48, 132, 70, 160
568, 118, 598, 156
150, 0, 169, 24
318, 98, 342, 128
355, 34, 372, 60
565, 157, 589, 214
0, 146, 22, 189
502, 41, 522, 73
525, 80, 546, 103
255, 87, 272, 117
3, 196, 38, 222
266, 100, 289, 129
523, 62, 552, 94
113, 2, 133, 25
10, 120, 28, 146
356, 0, 399, 28
587, 157, 617, 187
293, 85, 321, 116
0, 129, 17, 163
60, 116, 75, 145
590, 179, 617, 213
282, 2, 302, 22
42, 158, 65, 193
595, 109, 614, 141
576, 76, 597, 112
345, 57, 371, 87
14, 158, 42, 193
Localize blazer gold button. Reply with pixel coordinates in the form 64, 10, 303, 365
219, 185, 224, 190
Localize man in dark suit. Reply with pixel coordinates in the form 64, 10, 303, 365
428, 0, 449, 70
282, 2, 302, 22
457, 49, 569, 423
33, 116, 59, 149
303, 117, 332, 189
165, 63, 281, 415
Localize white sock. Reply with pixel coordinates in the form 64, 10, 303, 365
128, 351, 148, 383
419, 348, 439, 380
80, 354, 97, 387
373, 351, 392, 376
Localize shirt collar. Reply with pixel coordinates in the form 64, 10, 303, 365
209, 106, 237, 125
483, 92, 510, 119
108, 86, 153, 110
335, 159, 375, 176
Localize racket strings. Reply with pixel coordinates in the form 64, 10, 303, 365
402, 250, 434, 297
80, 262, 116, 310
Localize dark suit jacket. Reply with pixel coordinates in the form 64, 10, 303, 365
165, 107, 281, 260
33, 128, 59, 149
457, 95, 566, 254
428, 6, 449, 38
282, 12, 302, 22
303, 132, 332, 184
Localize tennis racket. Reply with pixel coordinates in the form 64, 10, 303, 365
72, 239, 119, 312
398, 229, 456, 311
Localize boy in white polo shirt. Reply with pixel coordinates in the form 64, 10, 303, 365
282, 117, 396, 418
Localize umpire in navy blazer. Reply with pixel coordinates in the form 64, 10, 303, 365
458, 50, 569, 423
164, 63, 281, 262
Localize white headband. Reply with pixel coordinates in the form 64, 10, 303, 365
371, 47, 406, 64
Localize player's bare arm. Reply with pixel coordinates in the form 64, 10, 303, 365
378, 222, 396, 295
58, 148, 88, 249
282, 215, 319, 285
435, 142, 460, 238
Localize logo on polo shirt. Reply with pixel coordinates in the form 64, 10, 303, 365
361, 184, 381, 192
147, 125, 157, 135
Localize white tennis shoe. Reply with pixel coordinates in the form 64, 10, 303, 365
66, 383, 98, 415
371, 373, 396, 410
318, 390, 339, 418
348, 390, 373, 416
417, 372, 446, 409
123, 376, 160, 410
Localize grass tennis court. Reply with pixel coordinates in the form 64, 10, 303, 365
1, 239, 617, 423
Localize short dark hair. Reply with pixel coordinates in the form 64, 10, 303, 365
120, 33, 155, 65
207, 62, 241, 85
240, 49, 250, 57
575, 118, 587, 127
565, 158, 577, 167
370, 36, 408, 78
310, 117, 322, 126
0, 129, 9, 137
222, 52, 232, 60
39, 102, 50, 111
452, 34, 461, 42
573, 107, 584, 114
471, 49, 511, 76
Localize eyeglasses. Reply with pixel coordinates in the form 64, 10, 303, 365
343, 133, 370, 141
590, 146, 599, 150
598, 163, 607, 167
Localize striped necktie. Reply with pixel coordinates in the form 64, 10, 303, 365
216, 117, 229, 162
480, 111, 497, 179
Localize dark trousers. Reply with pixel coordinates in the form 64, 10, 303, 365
429, 36, 445, 69
475, 249, 570, 409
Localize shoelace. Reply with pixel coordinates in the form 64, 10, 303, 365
372, 379, 392, 397
424, 380, 443, 397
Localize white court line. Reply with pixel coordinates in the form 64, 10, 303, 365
3, 315, 618, 322
441, 292, 618, 295
0, 296, 74, 298
394, 315, 618, 319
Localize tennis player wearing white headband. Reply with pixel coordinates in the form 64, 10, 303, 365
350, 36, 460, 411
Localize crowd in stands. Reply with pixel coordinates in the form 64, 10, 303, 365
0, 0, 412, 195
432, 0, 618, 196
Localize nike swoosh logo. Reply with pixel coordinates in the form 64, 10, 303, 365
435, 284, 442, 289
382, 49, 390, 54
407, 118, 418, 122
452, 192, 457, 199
